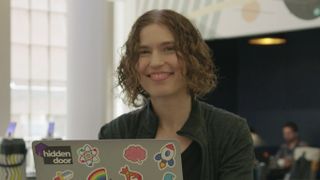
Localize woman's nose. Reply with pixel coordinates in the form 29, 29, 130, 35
149, 51, 164, 67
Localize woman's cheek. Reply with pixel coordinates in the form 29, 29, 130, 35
138, 58, 150, 73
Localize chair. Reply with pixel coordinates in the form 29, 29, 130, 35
290, 147, 320, 180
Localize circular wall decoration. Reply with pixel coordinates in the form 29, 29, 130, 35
284, 0, 320, 20
242, 1, 261, 22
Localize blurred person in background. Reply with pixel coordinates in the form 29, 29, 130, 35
267, 121, 307, 180
250, 127, 265, 147
275, 121, 307, 169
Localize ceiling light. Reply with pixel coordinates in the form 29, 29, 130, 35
249, 37, 287, 45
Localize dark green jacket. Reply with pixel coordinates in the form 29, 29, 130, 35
99, 99, 254, 180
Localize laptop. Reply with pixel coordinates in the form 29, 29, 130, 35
32, 139, 183, 180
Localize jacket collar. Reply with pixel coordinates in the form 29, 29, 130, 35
138, 98, 208, 147
137, 98, 210, 179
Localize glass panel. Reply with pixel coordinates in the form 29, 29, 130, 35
31, 11, 48, 45
31, 46, 48, 80
11, 9, 29, 44
50, 0, 67, 13
31, 81, 49, 114
11, 44, 29, 80
30, 115, 47, 137
31, 0, 48, 11
49, 115, 65, 138
50, 14, 66, 47
11, 81, 30, 114
50, 48, 66, 81
50, 82, 66, 115
10, 0, 68, 141
11, 114, 30, 138
11, 0, 29, 9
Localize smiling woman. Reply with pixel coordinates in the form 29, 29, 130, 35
117, 9, 216, 107
99, 9, 254, 180
137, 23, 187, 99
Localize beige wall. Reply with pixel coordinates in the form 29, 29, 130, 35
0, 0, 10, 135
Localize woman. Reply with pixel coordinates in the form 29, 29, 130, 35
99, 9, 254, 180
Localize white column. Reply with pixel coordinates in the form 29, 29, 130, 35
67, 0, 113, 139
0, 0, 10, 135
113, 0, 137, 118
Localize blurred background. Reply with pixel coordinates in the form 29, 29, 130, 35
0, 0, 320, 179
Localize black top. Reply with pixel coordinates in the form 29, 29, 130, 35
181, 141, 202, 180
99, 99, 254, 180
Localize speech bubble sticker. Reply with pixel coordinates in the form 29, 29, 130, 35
123, 144, 147, 165
119, 165, 143, 180
77, 144, 100, 168
52, 170, 74, 180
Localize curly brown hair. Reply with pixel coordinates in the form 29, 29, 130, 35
117, 9, 217, 107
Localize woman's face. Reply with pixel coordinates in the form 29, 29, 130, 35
137, 23, 188, 99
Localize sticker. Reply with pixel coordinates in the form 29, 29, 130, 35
123, 144, 147, 165
154, 143, 176, 170
119, 165, 143, 180
77, 144, 100, 167
52, 170, 74, 180
35, 143, 73, 165
163, 172, 176, 180
87, 167, 108, 180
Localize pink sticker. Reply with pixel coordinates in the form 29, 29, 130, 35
123, 144, 147, 165
119, 165, 143, 180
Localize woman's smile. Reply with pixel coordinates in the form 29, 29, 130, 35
147, 72, 175, 81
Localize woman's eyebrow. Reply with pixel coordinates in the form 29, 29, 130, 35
160, 41, 175, 46
139, 41, 175, 49
138, 45, 150, 49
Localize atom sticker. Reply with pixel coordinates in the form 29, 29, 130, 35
77, 144, 100, 168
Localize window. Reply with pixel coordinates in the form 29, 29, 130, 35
10, 0, 67, 139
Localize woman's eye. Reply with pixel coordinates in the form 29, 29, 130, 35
139, 50, 151, 55
163, 47, 175, 53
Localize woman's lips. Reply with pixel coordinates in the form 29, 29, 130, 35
148, 72, 174, 81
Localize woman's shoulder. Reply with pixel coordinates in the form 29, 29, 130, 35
197, 100, 251, 146
198, 101, 254, 164
98, 107, 147, 139
198, 100, 247, 129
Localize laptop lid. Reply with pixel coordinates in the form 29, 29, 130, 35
32, 139, 183, 180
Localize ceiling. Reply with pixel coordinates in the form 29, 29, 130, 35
133, 0, 320, 39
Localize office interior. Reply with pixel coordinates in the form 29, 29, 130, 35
0, 0, 320, 179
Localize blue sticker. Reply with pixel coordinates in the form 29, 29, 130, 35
163, 172, 176, 180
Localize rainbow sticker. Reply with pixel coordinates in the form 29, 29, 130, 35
87, 168, 108, 180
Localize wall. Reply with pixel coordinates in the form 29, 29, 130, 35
237, 28, 320, 146
206, 28, 320, 146
204, 40, 239, 113
0, 0, 10, 136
